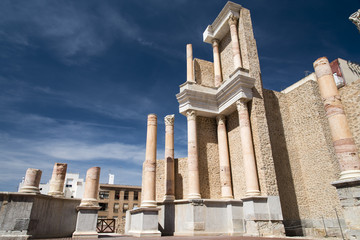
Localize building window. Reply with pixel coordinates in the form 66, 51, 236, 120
133, 191, 138, 201
113, 203, 119, 213
133, 204, 138, 209
115, 190, 120, 200
123, 203, 128, 213
124, 191, 129, 200
99, 191, 109, 199
113, 216, 118, 219
99, 203, 108, 211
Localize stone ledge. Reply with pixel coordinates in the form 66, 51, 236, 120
177, 68, 255, 117
332, 177, 360, 188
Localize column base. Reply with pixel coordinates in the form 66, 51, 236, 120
332, 177, 360, 240
73, 206, 99, 238
245, 190, 261, 196
187, 193, 201, 199
141, 200, 157, 208
72, 231, 98, 239
48, 190, 64, 197
163, 195, 175, 201
19, 186, 40, 194
125, 207, 161, 237
340, 170, 360, 180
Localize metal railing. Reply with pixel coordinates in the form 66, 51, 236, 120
97, 219, 115, 233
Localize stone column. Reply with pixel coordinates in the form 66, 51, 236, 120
73, 167, 101, 239
313, 57, 360, 179
48, 163, 67, 197
212, 39, 223, 87
19, 168, 42, 194
228, 15, 242, 70
80, 167, 101, 207
141, 114, 158, 207
187, 110, 201, 199
186, 44, 195, 83
164, 114, 175, 201
216, 115, 233, 199
236, 100, 260, 196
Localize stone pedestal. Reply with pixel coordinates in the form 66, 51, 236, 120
125, 208, 161, 237
19, 168, 42, 194
332, 178, 360, 240
48, 163, 67, 197
172, 199, 244, 236
242, 196, 285, 237
72, 206, 100, 239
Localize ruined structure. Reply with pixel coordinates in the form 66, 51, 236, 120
126, 1, 360, 239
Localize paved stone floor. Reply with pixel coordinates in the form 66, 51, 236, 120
34, 234, 318, 240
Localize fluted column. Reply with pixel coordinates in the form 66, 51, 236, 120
19, 168, 42, 194
313, 57, 360, 179
228, 15, 242, 70
212, 39, 223, 87
187, 44, 195, 83
216, 115, 233, 199
187, 110, 201, 199
48, 163, 67, 197
236, 100, 260, 196
164, 114, 175, 201
141, 114, 158, 207
80, 167, 101, 207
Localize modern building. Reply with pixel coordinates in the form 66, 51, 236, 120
97, 184, 141, 220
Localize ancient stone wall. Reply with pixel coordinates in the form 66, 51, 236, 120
263, 80, 344, 227
219, 32, 233, 81
194, 58, 214, 88
227, 110, 247, 199
339, 79, 360, 152
196, 116, 221, 199
238, 7, 279, 196
156, 157, 188, 201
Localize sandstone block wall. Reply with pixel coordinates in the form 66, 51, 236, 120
339, 79, 360, 152
227, 110, 247, 198
156, 157, 188, 201
197, 116, 221, 199
219, 31, 234, 81
194, 58, 214, 88
263, 80, 343, 226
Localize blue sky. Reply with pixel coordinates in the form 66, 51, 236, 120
0, 0, 359, 191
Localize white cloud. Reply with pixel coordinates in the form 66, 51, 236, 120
35, 141, 145, 164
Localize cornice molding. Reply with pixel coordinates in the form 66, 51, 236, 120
176, 68, 254, 118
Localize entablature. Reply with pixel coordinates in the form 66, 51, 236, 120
176, 68, 254, 117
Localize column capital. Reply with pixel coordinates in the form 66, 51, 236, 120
164, 114, 175, 126
228, 14, 238, 26
216, 115, 226, 125
186, 110, 196, 121
212, 39, 219, 47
